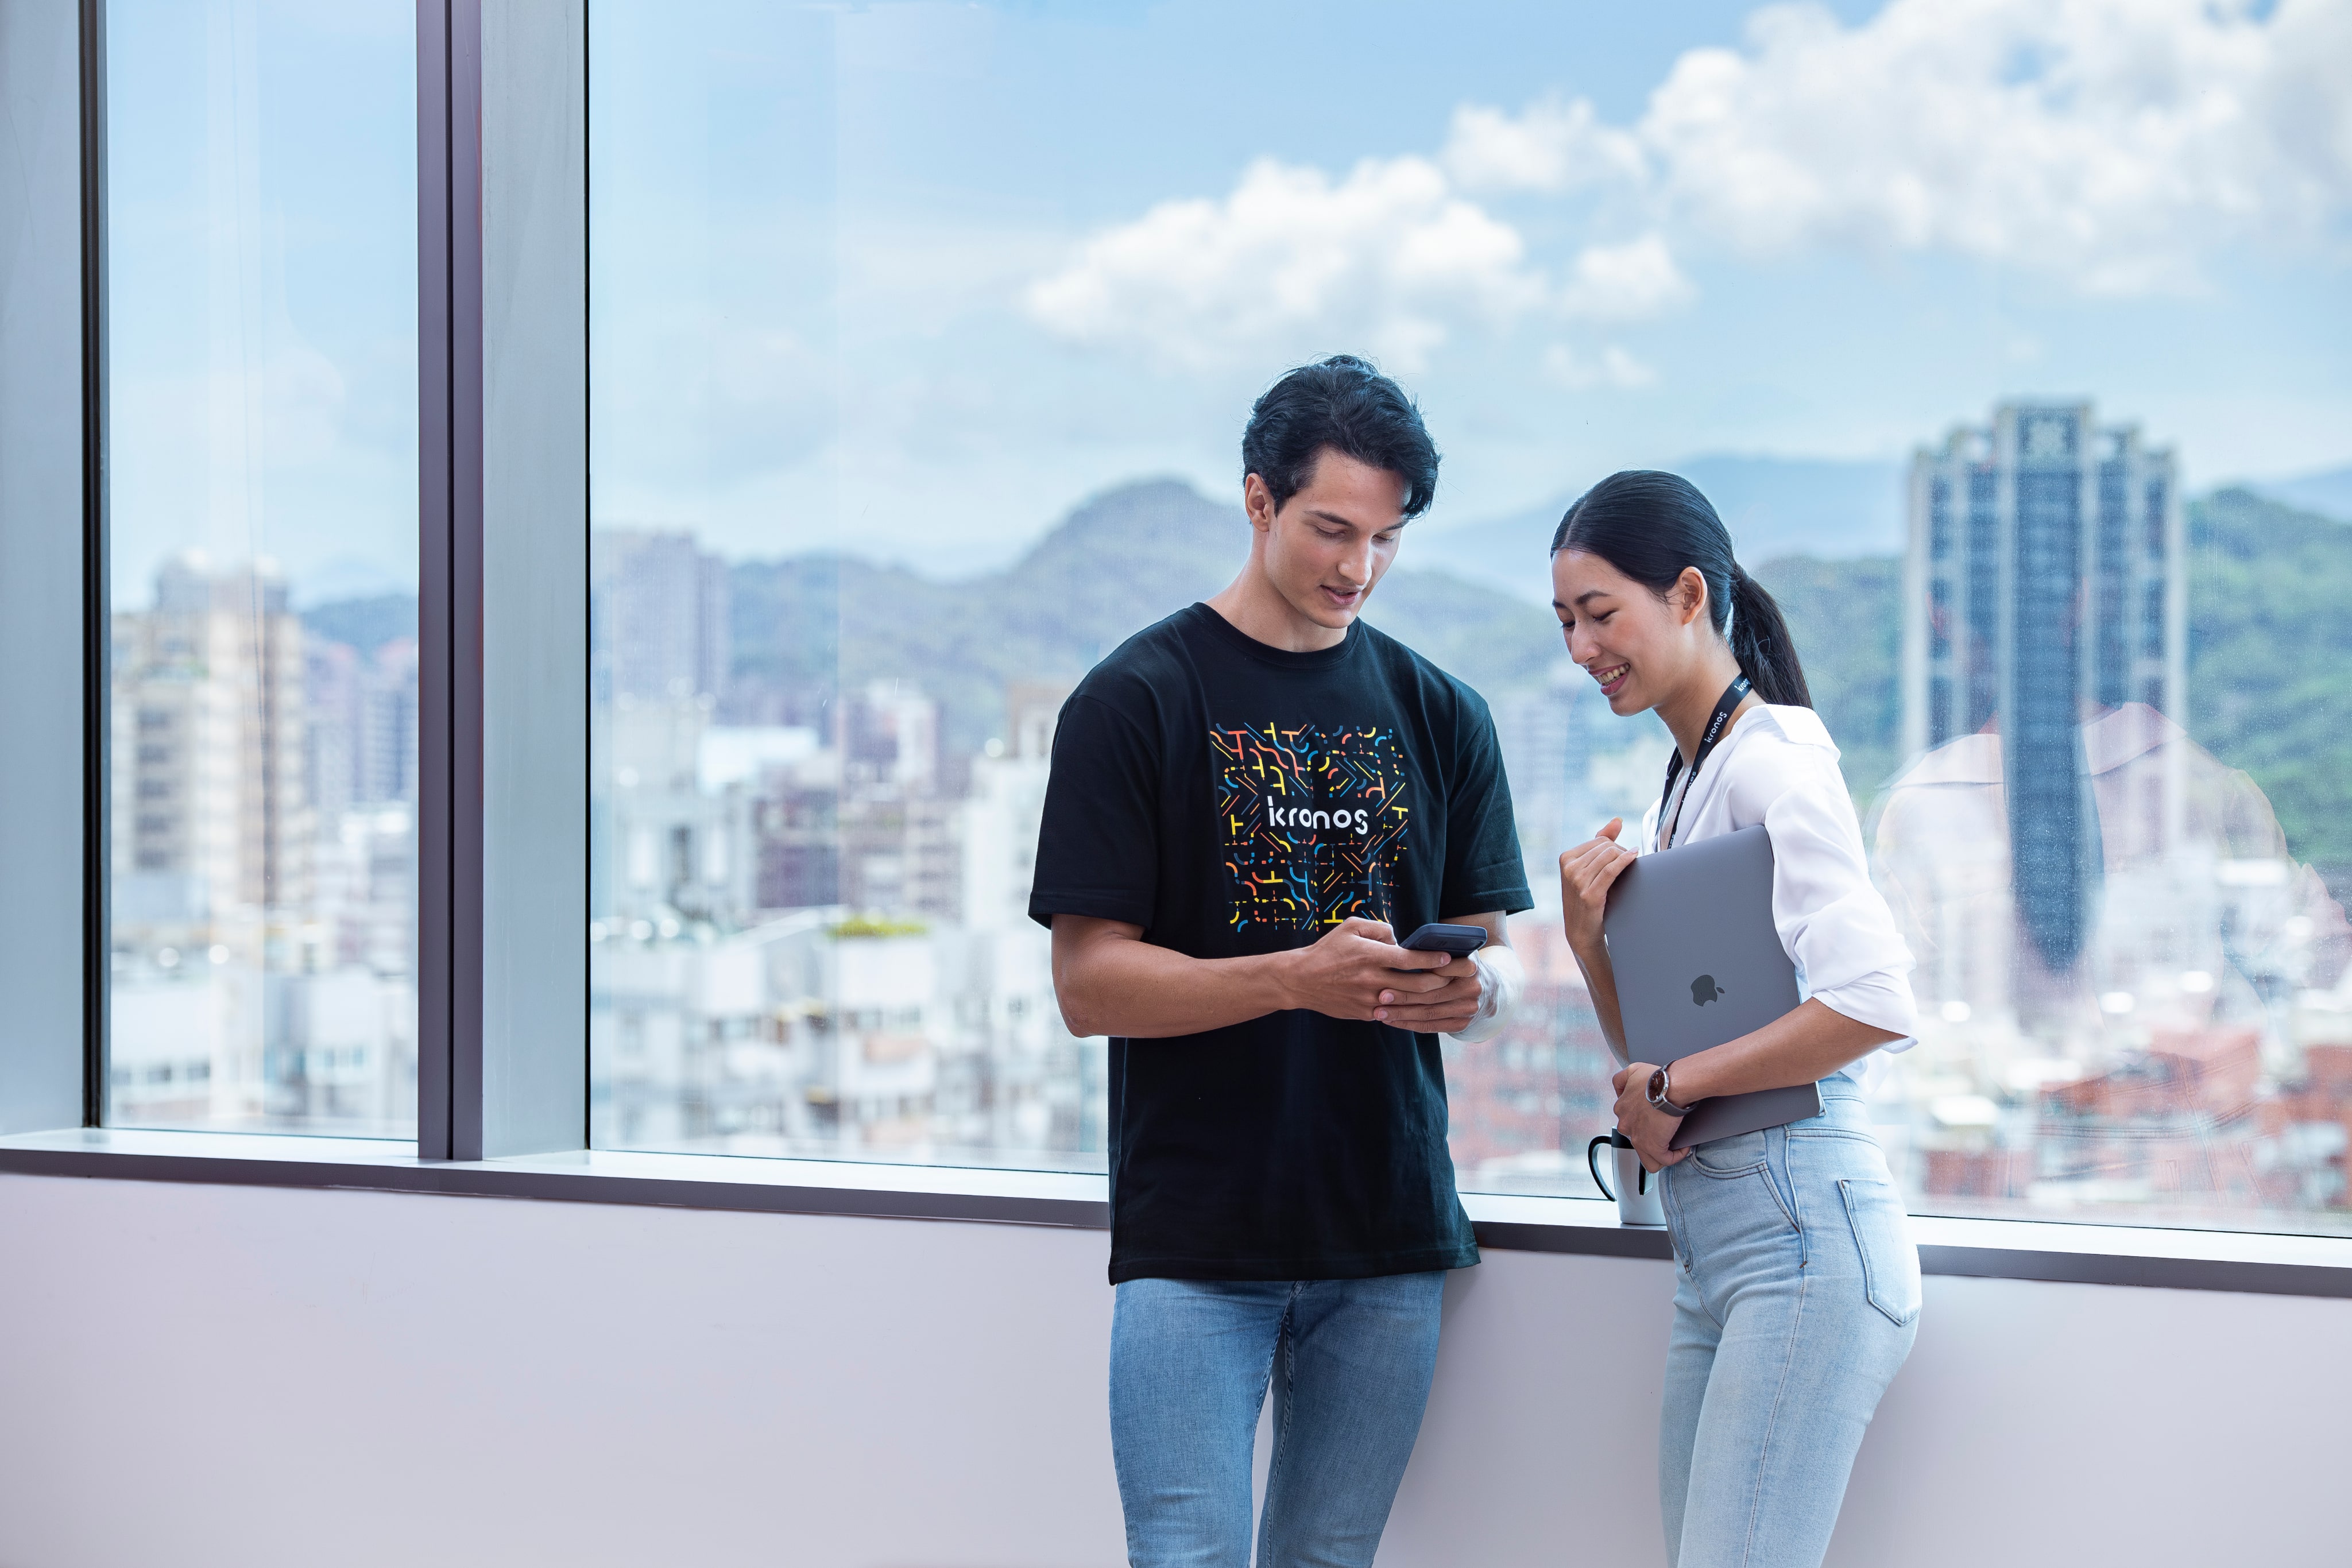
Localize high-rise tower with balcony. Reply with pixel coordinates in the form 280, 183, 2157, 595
1901, 402, 2185, 971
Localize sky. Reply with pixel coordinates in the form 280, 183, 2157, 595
107, 0, 2352, 600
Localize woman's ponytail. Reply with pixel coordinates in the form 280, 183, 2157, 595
1551, 470, 1815, 710
1727, 562, 1811, 708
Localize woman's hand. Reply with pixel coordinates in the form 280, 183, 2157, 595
1560, 818, 1638, 955
1612, 1062, 1688, 1172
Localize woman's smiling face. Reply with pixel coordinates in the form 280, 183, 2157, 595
1551, 547, 1704, 717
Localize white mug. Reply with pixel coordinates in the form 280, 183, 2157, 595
1587, 1131, 1668, 1226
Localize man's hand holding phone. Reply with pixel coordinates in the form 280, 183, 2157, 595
1280, 917, 1476, 1026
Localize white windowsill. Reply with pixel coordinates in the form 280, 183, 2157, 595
3, 1126, 2347, 1297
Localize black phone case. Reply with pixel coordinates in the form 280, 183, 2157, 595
1399, 923, 1488, 954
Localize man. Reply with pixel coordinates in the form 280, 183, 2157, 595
1029, 355, 1533, 1567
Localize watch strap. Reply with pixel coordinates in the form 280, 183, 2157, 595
1648, 1064, 1692, 1117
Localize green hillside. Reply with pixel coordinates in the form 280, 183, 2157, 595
726, 478, 1560, 752
310, 481, 2352, 884
1744, 488, 2352, 881
2187, 488, 2352, 878
300, 593, 416, 655
1750, 554, 1905, 810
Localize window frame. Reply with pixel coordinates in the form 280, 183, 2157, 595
0, 0, 2347, 1299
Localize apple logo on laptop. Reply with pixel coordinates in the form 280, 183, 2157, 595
1690, 974, 1726, 1006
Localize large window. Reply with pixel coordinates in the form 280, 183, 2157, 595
583, 1, 2352, 1233
105, 0, 418, 1138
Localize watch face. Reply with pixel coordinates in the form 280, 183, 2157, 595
1647, 1068, 1668, 1102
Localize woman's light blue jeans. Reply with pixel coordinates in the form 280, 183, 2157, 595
1108, 1272, 1447, 1567
1657, 1082, 1921, 1568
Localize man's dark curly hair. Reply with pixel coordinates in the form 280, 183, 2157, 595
1241, 355, 1440, 520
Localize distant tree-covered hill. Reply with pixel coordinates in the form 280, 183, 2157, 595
726, 478, 1560, 752
1750, 554, 1905, 808
300, 479, 2352, 884
2187, 488, 2352, 878
300, 593, 417, 655
1746, 487, 2352, 881
1429, 454, 1908, 604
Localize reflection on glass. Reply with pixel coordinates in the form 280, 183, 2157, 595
584, 0, 2351, 1235
106, 0, 417, 1137
582, 3, 1628, 1174
1873, 402, 2352, 1231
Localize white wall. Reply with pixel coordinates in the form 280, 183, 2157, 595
0, 1172, 2343, 1568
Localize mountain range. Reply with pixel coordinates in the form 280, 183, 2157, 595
1423, 454, 1908, 604
724, 479, 1564, 755
304, 477, 2352, 878
2246, 464, 2352, 523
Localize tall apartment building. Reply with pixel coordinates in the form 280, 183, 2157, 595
307, 636, 420, 823
1491, 661, 1579, 907
1900, 402, 2186, 970
113, 552, 314, 930
590, 529, 731, 704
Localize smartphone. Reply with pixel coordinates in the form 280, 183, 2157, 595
1398, 922, 1489, 955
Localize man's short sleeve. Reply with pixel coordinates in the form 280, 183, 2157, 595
1027, 692, 1162, 931
1441, 696, 1535, 917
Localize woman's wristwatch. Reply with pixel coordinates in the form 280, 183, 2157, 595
1646, 1063, 1693, 1117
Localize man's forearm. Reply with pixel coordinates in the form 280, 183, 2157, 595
1057, 938, 1297, 1039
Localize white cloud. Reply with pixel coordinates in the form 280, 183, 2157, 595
1028, 0, 2352, 376
1442, 97, 1646, 194
1560, 234, 1694, 322
1624, 0, 2349, 292
1435, 0, 2351, 294
1543, 344, 1661, 390
1023, 154, 1551, 371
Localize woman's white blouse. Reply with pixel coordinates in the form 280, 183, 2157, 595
1635, 703, 1919, 1053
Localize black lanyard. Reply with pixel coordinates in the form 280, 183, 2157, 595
1657, 675, 1752, 850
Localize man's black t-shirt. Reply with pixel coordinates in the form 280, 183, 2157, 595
1028, 602, 1533, 1284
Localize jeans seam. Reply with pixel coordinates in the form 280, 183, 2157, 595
1740, 1263, 1810, 1567
1763, 1164, 1801, 1233
1841, 1179, 1920, 1327
1663, 1175, 1697, 1279
1258, 1284, 1299, 1562
1786, 1145, 1811, 1268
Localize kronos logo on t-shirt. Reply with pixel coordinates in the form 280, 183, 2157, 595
1212, 722, 1412, 932
1264, 803, 1373, 834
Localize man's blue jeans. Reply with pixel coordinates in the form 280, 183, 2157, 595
1109, 1272, 1447, 1567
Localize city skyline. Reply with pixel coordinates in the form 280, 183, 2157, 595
92, 0, 2352, 1233
109, 549, 419, 1137
104, 427, 2352, 1230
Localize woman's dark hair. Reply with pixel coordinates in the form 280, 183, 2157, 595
1549, 469, 1812, 708
1242, 355, 1441, 520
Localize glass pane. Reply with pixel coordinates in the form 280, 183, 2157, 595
106, 0, 417, 1138
586, 0, 2352, 1236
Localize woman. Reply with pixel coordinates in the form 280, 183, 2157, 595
1553, 471, 1921, 1568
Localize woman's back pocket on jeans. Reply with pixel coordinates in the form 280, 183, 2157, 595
1839, 1178, 1922, 1327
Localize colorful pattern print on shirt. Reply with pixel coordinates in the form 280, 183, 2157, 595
1213, 722, 1413, 931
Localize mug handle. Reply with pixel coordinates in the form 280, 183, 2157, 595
1586, 1134, 1617, 1202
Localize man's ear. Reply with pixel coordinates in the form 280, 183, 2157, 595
1243, 472, 1278, 533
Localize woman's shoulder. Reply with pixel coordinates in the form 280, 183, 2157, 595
1748, 703, 1839, 756
1722, 705, 1850, 811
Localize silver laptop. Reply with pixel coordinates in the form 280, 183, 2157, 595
1603, 824, 1820, 1149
